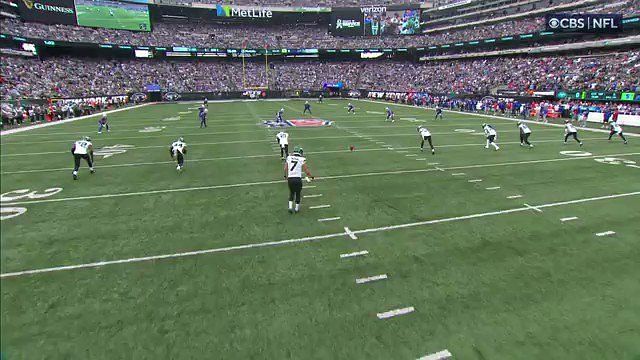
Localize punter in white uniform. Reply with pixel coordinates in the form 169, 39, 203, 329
608, 121, 628, 144
170, 137, 187, 171
482, 124, 500, 150
417, 126, 435, 154
518, 122, 533, 148
563, 120, 583, 146
284, 146, 314, 213
71, 136, 94, 180
276, 131, 289, 159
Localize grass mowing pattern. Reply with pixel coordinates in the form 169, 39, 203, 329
1, 100, 640, 359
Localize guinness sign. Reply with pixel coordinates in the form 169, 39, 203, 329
18, 0, 77, 25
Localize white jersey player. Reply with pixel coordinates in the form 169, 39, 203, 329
276, 131, 289, 159
284, 146, 314, 213
417, 126, 435, 154
482, 124, 500, 150
518, 122, 533, 148
608, 121, 628, 144
563, 120, 583, 146
170, 137, 187, 171
71, 136, 94, 180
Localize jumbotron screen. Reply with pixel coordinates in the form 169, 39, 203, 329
331, 7, 421, 36
75, 0, 151, 32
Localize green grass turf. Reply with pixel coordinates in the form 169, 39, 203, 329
1, 99, 639, 359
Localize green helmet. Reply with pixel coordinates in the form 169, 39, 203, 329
83, 136, 91, 141
293, 146, 303, 155
178, 137, 184, 142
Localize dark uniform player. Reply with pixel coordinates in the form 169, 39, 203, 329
303, 101, 312, 114
284, 146, 314, 213
98, 112, 109, 134
318, 94, 323, 103
347, 103, 355, 114
199, 106, 208, 128
385, 107, 395, 122
170, 137, 187, 171
418, 126, 435, 154
71, 136, 95, 180
518, 121, 533, 148
608, 121, 628, 144
203, 98, 208, 107
435, 105, 443, 120
564, 120, 583, 146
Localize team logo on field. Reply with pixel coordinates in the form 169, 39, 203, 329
287, 119, 333, 127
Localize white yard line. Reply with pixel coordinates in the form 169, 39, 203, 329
451, 173, 466, 176
318, 217, 341, 222
344, 227, 358, 240
468, 179, 483, 183
595, 231, 616, 236
377, 306, 415, 319
406, 154, 418, 157
486, 186, 501, 190
309, 205, 331, 209
417, 349, 453, 360
4, 153, 639, 205
0, 103, 153, 136
560, 216, 579, 222
416, 158, 426, 161
2, 191, 637, 278
434, 167, 445, 172
507, 195, 523, 199
523, 203, 543, 213
340, 250, 368, 258
356, 274, 388, 284
305, 194, 323, 198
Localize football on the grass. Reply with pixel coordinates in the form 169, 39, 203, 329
350, 145, 355, 152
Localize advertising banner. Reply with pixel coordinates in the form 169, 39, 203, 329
330, 5, 420, 36
17, 0, 77, 25
545, 13, 622, 33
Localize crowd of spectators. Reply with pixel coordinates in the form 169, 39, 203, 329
2, 0, 637, 49
2, 51, 637, 100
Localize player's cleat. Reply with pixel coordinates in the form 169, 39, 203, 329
98, 131, 102, 134
520, 143, 524, 147
73, 174, 78, 180
288, 208, 294, 214
485, 145, 489, 149
420, 147, 424, 152
529, 144, 534, 148
90, 168, 95, 174
624, 141, 628, 144
432, 148, 435, 155
579, 142, 584, 146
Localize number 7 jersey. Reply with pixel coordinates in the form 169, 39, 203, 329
286, 155, 306, 178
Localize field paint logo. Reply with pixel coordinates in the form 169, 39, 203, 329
287, 119, 333, 127
94, 144, 135, 158
0, 187, 63, 221
594, 157, 636, 166
560, 150, 592, 157
162, 116, 181, 122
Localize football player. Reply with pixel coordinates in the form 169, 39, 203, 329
303, 101, 312, 114
435, 105, 443, 120
199, 106, 208, 128
318, 94, 323, 103
417, 126, 435, 154
347, 103, 355, 114
608, 120, 628, 144
97, 112, 109, 134
564, 120, 583, 146
170, 137, 187, 171
276, 130, 289, 159
71, 136, 94, 180
518, 121, 533, 148
385, 107, 395, 122
482, 124, 500, 151
284, 146, 314, 214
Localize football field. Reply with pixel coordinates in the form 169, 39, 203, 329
1, 99, 639, 359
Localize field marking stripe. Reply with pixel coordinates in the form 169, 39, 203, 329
309, 205, 331, 209
340, 250, 368, 258
377, 306, 414, 319
4, 153, 640, 205
356, 274, 388, 284
305, 194, 323, 198
560, 216, 578, 222
318, 217, 341, 222
344, 227, 358, 240
507, 195, 523, 199
451, 173, 465, 176
417, 349, 453, 360
486, 186, 501, 190
468, 179, 483, 182
2, 191, 637, 278
0, 137, 615, 159
523, 203, 543, 213
595, 231, 616, 236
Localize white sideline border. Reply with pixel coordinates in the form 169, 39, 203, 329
3, 152, 639, 205
0, 103, 153, 136
1, 191, 638, 278
360, 99, 640, 138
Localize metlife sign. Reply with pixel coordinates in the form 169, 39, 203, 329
545, 13, 623, 33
